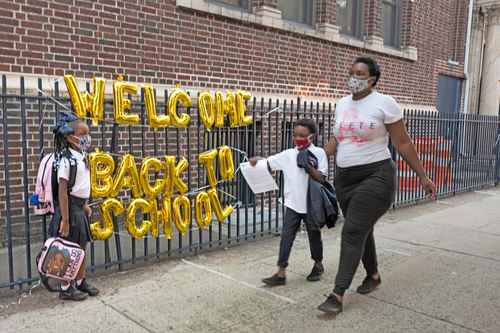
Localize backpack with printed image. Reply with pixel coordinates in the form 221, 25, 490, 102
36, 237, 86, 292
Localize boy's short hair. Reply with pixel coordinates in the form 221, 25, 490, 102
294, 119, 317, 134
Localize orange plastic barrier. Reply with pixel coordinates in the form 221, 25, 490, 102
398, 136, 452, 191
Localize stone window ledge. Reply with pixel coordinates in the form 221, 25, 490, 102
176, 0, 418, 62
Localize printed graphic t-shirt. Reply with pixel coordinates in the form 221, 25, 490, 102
333, 91, 403, 168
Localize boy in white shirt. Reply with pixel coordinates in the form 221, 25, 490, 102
250, 119, 328, 286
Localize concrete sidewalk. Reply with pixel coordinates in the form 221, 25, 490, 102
1, 188, 500, 333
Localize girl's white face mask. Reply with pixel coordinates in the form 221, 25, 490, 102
347, 76, 371, 94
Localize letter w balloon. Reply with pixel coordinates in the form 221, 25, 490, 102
64, 75, 105, 125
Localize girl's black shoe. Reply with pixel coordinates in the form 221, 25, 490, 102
77, 279, 100, 296
59, 284, 88, 301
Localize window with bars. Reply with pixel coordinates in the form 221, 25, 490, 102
336, 0, 364, 38
382, 0, 401, 48
277, 0, 314, 25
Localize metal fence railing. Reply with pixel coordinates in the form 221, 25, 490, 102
1, 75, 499, 289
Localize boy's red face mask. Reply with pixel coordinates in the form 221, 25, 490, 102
294, 137, 311, 150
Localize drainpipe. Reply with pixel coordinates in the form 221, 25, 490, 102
476, 7, 488, 114
463, 0, 474, 113
460, 0, 475, 157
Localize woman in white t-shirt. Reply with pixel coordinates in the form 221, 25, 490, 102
318, 57, 436, 314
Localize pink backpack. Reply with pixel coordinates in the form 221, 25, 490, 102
36, 237, 85, 291
32, 154, 55, 215
31, 153, 77, 215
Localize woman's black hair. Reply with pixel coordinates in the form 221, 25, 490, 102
294, 118, 317, 134
354, 57, 381, 86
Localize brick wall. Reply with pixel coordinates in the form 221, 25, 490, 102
0, 0, 468, 103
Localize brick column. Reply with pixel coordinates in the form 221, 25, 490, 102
400, 0, 416, 47
316, 0, 339, 38
364, 0, 384, 47
400, 0, 418, 59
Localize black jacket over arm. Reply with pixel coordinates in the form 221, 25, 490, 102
297, 149, 338, 230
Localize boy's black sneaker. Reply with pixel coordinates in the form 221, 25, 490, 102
318, 293, 343, 314
306, 262, 324, 282
262, 274, 286, 286
357, 276, 381, 294
77, 279, 100, 296
59, 284, 88, 301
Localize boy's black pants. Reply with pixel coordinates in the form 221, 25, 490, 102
277, 208, 323, 268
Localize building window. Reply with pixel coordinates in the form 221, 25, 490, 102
336, 0, 364, 38
278, 0, 314, 25
212, 0, 248, 8
382, 0, 401, 47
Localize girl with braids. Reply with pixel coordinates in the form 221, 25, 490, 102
49, 112, 99, 301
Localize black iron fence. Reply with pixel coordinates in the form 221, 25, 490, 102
1, 75, 499, 290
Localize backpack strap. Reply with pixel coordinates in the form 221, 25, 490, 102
68, 158, 77, 192
52, 155, 78, 205
40, 153, 53, 192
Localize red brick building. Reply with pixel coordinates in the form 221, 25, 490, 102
0, 0, 469, 109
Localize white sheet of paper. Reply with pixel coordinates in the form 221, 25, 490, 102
240, 160, 278, 194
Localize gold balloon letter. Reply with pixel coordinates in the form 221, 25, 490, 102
64, 75, 105, 125
198, 92, 215, 130
111, 154, 143, 198
140, 157, 165, 198
198, 149, 218, 188
90, 198, 124, 241
89, 151, 115, 198
113, 80, 139, 125
145, 85, 170, 129
208, 188, 234, 222
214, 91, 225, 128
125, 198, 153, 239
172, 195, 191, 234
195, 192, 212, 228
168, 87, 191, 128
164, 156, 189, 195
218, 146, 235, 180
236, 90, 253, 126
224, 90, 240, 128
150, 197, 174, 239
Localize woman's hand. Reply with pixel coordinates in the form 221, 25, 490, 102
323, 137, 337, 157
84, 205, 92, 218
59, 218, 70, 237
420, 176, 437, 199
